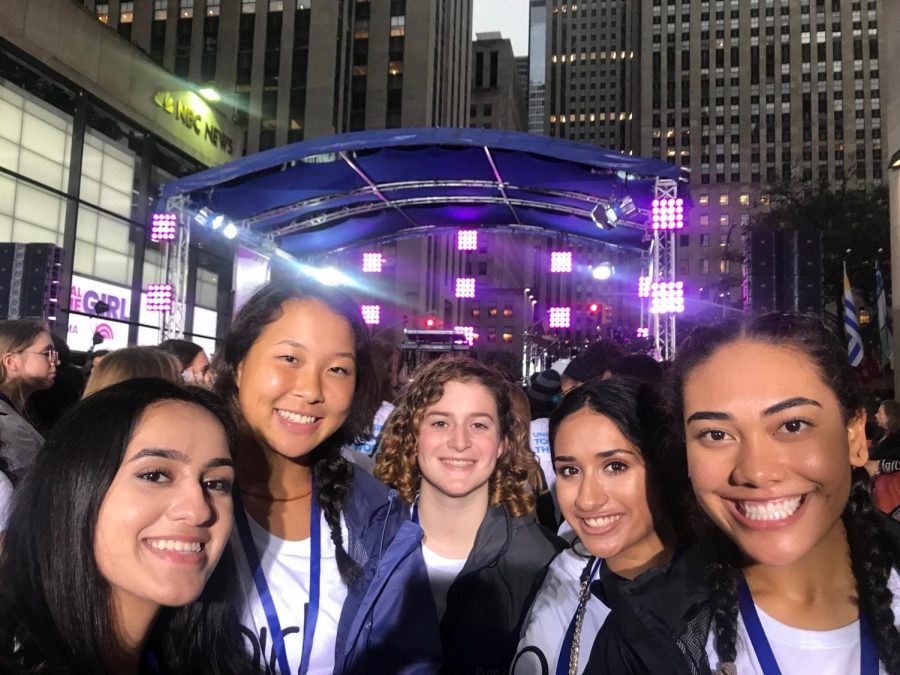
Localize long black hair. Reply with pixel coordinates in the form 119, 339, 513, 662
670, 312, 900, 673
0, 378, 248, 675
549, 377, 691, 545
213, 280, 378, 585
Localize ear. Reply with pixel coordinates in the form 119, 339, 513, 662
497, 438, 506, 459
1, 351, 19, 376
235, 360, 244, 390
847, 410, 868, 468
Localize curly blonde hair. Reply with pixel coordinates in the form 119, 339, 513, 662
374, 355, 537, 517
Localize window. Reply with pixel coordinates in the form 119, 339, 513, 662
180, 0, 194, 18
119, 2, 134, 23
719, 194, 729, 205
153, 0, 166, 20
390, 15, 405, 36
719, 214, 729, 227
701, 259, 710, 274
700, 234, 710, 247
679, 234, 690, 247
739, 193, 750, 206
698, 193, 709, 205
699, 214, 709, 226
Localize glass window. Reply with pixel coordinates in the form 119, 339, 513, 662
739, 193, 751, 206
719, 194, 729, 205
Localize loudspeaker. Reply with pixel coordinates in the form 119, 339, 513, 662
0, 243, 63, 323
0, 245, 20, 319
744, 230, 778, 314
782, 230, 823, 315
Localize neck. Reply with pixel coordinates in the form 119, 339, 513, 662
743, 518, 858, 628
417, 482, 488, 558
109, 591, 158, 675
605, 522, 676, 580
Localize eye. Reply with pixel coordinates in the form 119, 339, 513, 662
203, 478, 234, 494
696, 428, 731, 443
604, 460, 628, 474
136, 469, 171, 483
556, 465, 579, 477
780, 418, 811, 434
329, 366, 352, 375
472, 421, 490, 430
431, 420, 448, 428
279, 354, 299, 364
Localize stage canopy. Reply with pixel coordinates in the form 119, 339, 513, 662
158, 127, 689, 258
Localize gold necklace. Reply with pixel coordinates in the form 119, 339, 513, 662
238, 487, 313, 503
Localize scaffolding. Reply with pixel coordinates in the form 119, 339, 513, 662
161, 197, 191, 340
651, 178, 679, 361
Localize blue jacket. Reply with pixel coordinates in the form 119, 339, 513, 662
336, 467, 442, 674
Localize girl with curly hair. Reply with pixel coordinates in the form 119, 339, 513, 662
375, 355, 564, 674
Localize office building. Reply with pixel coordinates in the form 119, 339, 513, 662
470, 33, 527, 132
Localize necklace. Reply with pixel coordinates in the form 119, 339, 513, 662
238, 486, 313, 502
565, 556, 601, 675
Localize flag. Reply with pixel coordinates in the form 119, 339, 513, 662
876, 260, 893, 369
843, 262, 864, 367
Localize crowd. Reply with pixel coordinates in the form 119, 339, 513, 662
0, 280, 899, 675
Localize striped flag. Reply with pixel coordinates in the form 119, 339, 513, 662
876, 260, 893, 369
843, 262, 864, 367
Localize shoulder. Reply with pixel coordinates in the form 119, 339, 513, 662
341, 465, 411, 547
507, 512, 567, 559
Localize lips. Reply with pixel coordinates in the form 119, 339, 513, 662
726, 493, 809, 530
440, 458, 476, 469
276, 409, 319, 425
143, 537, 207, 565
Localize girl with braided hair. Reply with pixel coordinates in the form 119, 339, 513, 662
214, 280, 440, 674
590, 312, 900, 675
375, 355, 563, 675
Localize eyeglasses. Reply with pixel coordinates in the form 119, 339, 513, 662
20, 349, 59, 364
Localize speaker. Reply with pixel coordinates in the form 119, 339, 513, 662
782, 230, 823, 314
0, 244, 20, 319
0, 243, 63, 323
744, 230, 778, 314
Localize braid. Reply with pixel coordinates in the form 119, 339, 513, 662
708, 558, 739, 669
314, 450, 362, 586
844, 467, 900, 674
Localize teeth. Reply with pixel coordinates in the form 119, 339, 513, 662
277, 410, 317, 424
442, 459, 475, 467
149, 540, 203, 553
739, 496, 803, 521
583, 515, 622, 528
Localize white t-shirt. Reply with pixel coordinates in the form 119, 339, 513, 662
513, 544, 610, 675
530, 418, 554, 493
705, 570, 900, 675
0, 471, 13, 531
234, 510, 349, 675
422, 544, 467, 622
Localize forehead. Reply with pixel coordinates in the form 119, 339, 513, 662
257, 298, 355, 348
125, 401, 228, 456
427, 379, 499, 415
682, 339, 837, 412
555, 408, 637, 450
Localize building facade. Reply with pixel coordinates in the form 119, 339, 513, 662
83, 0, 472, 153
470, 33, 527, 132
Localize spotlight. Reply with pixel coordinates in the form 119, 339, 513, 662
457, 230, 478, 251
455, 277, 476, 298
210, 214, 226, 230
362, 252, 384, 273
592, 263, 614, 281
548, 307, 571, 328
222, 222, 239, 239
361, 304, 381, 325
550, 251, 573, 273
145, 284, 174, 312
150, 212, 177, 242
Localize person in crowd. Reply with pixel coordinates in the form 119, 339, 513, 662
607, 353, 665, 387
26, 332, 85, 434
159, 338, 214, 387
868, 399, 900, 473
0, 454, 12, 533
375, 355, 564, 675
527, 370, 562, 504
81, 348, 110, 380
590, 312, 900, 674
513, 378, 688, 675
0, 378, 247, 674
560, 340, 626, 395
83, 346, 182, 398
213, 280, 440, 675
509, 381, 556, 531
0, 320, 58, 479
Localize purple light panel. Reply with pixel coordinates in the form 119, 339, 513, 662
361, 304, 381, 325
362, 252, 384, 273
550, 251, 573, 273
457, 229, 478, 251
455, 277, 476, 298
454, 325, 476, 346
636, 327, 649, 338
649, 281, 685, 314
150, 212, 177, 242
548, 306, 572, 328
145, 284, 174, 312
651, 198, 685, 230
638, 275, 651, 298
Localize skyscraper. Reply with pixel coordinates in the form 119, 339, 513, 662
470, 33, 527, 132
87, 0, 472, 153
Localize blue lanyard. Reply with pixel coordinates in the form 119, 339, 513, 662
737, 573, 878, 675
142, 649, 159, 673
234, 489, 322, 675
556, 557, 602, 675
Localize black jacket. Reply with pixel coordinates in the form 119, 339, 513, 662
439, 505, 564, 675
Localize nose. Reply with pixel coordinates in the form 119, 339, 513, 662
292, 366, 324, 404
447, 424, 471, 452
574, 473, 609, 513
167, 480, 216, 527
731, 432, 785, 488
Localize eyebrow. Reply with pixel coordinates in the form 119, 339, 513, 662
275, 340, 355, 360
128, 448, 234, 469
686, 397, 823, 424
553, 448, 638, 462
425, 410, 496, 420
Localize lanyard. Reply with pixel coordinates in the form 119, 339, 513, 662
142, 649, 159, 673
556, 557, 602, 675
737, 573, 878, 675
234, 489, 322, 675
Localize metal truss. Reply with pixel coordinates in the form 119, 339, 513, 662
162, 196, 191, 340
652, 178, 678, 361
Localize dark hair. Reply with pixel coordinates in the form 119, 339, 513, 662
0, 320, 47, 386
608, 354, 664, 387
370, 338, 399, 404
562, 339, 626, 385
158, 339, 205, 371
213, 280, 378, 585
0, 378, 247, 674
549, 377, 690, 543
670, 313, 900, 674
880, 400, 900, 434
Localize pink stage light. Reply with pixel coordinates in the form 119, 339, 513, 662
362, 252, 384, 273
145, 284, 174, 312
454, 325, 476, 345
638, 275, 651, 298
550, 251, 573, 273
457, 229, 478, 251
455, 277, 476, 298
150, 212, 177, 242
361, 304, 381, 325
548, 306, 572, 328
651, 198, 685, 230
636, 327, 649, 338
649, 281, 685, 314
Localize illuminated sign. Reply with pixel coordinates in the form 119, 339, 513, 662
153, 91, 234, 156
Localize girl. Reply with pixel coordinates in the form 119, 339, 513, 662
159, 339, 214, 387
83, 346, 182, 397
0, 378, 245, 674
376, 356, 563, 675
600, 313, 900, 674
214, 280, 440, 675
0, 320, 58, 478
513, 378, 688, 675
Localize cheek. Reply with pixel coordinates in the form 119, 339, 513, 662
686, 446, 730, 494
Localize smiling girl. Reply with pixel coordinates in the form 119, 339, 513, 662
215, 280, 439, 674
376, 356, 563, 675
0, 378, 245, 674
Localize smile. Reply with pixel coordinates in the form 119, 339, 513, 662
148, 539, 204, 553
441, 458, 476, 468
582, 514, 623, 528
276, 409, 319, 425
733, 495, 806, 522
